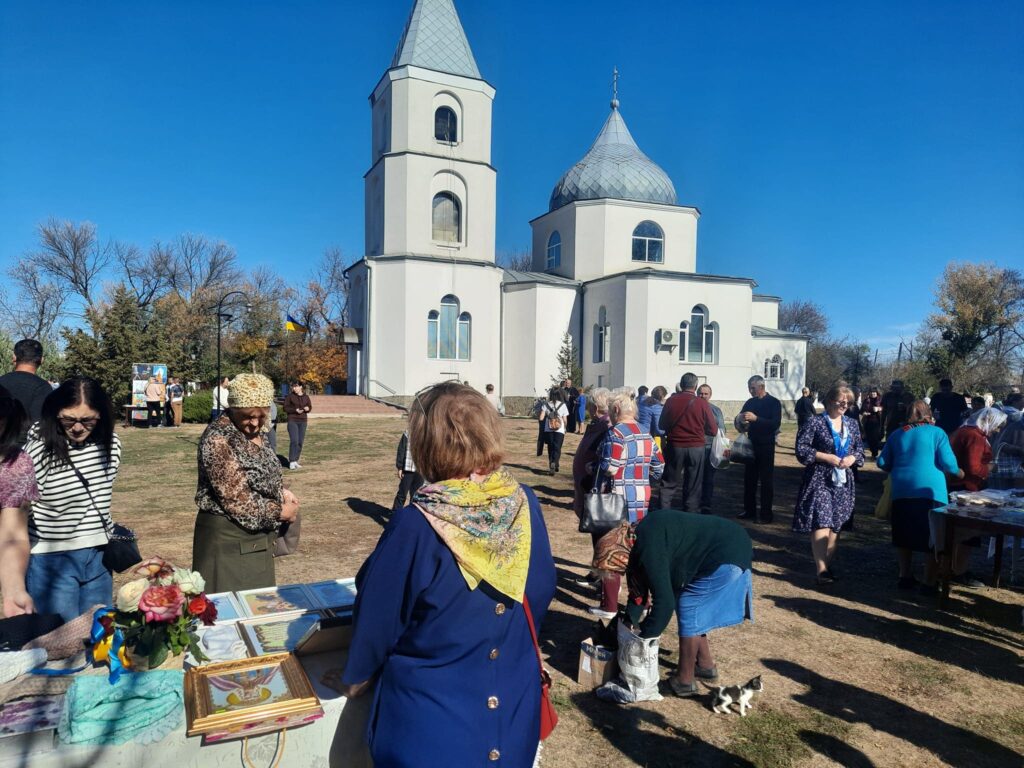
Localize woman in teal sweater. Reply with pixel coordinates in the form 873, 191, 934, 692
626, 509, 753, 697
877, 400, 963, 593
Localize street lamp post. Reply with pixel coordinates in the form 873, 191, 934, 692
212, 290, 252, 414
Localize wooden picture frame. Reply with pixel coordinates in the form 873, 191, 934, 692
305, 578, 358, 613
236, 584, 317, 618
206, 591, 246, 623
238, 612, 322, 656
184, 653, 321, 737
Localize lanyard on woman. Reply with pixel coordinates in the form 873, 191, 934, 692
824, 414, 850, 458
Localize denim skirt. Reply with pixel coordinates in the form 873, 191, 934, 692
676, 564, 754, 637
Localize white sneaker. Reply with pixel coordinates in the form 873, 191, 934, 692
294, 462, 303, 469
289, 462, 298, 470
587, 607, 616, 619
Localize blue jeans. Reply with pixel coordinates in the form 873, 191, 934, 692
27, 547, 112, 622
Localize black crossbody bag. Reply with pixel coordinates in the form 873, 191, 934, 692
70, 462, 142, 573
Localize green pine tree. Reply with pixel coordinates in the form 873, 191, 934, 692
550, 331, 583, 388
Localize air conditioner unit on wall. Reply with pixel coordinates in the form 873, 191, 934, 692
658, 328, 678, 347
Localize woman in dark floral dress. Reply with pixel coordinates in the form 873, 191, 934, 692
793, 383, 864, 585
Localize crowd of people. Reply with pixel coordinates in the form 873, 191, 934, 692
1, 330, 1021, 764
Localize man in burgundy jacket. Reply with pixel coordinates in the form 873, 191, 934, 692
657, 372, 718, 512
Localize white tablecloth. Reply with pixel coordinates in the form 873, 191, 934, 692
0, 651, 372, 768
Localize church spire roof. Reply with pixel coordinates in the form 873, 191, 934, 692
391, 0, 481, 79
549, 92, 678, 212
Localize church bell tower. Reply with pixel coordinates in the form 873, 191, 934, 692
364, 0, 497, 263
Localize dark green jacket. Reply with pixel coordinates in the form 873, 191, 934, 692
627, 510, 752, 638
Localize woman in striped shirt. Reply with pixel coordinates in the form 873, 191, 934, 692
25, 378, 121, 621
590, 390, 664, 618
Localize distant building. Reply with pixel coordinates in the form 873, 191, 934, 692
346, 0, 807, 411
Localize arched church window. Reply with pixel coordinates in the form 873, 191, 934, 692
428, 296, 471, 361
546, 231, 561, 270
458, 312, 472, 360
631, 220, 664, 263
680, 306, 717, 363
594, 306, 610, 364
764, 354, 783, 379
432, 192, 461, 243
435, 106, 458, 143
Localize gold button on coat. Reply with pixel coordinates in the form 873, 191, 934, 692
489, 648, 499, 660
488, 749, 500, 761
494, 604, 506, 615
487, 696, 499, 709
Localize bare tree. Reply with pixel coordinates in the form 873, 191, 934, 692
779, 300, 829, 337
166, 233, 242, 304
497, 248, 534, 272
296, 247, 352, 336
114, 240, 173, 310
0, 262, 68, 340
34, 218, 111, 314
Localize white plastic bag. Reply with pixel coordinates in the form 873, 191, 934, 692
710, 430, 731, 469
596, 622, 663, 703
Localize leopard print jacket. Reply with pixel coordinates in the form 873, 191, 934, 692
195, 415, 283, 532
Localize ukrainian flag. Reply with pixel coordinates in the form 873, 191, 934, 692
285, 314, 308, 333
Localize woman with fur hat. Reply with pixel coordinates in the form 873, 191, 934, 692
192, 373, 299, 592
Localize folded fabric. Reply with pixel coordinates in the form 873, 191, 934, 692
24, 605, 103, 660
0, 649, 47, 684
58, 670, 184, 746
0, 671, 73, 707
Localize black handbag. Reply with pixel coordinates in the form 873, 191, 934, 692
71, 464, 142, 573
102, 522, 142, 573
579, 464, 628, 533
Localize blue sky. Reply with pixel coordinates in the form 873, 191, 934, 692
2, 1, 1022, 351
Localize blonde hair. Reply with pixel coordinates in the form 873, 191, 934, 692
589, 387, 611, 416
609, 391, 637, 421
409, 382, 504, 483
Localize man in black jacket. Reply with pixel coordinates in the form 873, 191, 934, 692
0, 339, 52, 426
736, 376, 782, 523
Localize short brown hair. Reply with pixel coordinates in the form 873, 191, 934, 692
907, 400, 933, 425
409, 382, 504, 482
824, 384, 853, 406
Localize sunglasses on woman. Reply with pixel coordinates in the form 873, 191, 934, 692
59, 416, 99, 429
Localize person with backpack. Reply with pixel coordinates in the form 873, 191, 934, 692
540, 388, 569, 475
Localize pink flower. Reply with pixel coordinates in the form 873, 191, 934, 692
138, 585, 185, 623
133, 557, 175, 584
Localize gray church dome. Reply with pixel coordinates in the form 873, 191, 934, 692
549, 102, 677, 212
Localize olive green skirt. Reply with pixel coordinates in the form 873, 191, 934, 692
192, 512, 276, 594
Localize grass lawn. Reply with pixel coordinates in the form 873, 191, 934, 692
105, 418, 1024, 767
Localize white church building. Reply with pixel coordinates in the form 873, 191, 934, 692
346, 0, 807, 413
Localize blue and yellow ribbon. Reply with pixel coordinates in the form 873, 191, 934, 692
87, 607, 131, 683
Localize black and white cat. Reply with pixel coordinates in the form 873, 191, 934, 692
703, 675, 763, 716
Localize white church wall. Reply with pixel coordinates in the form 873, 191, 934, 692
365, 259, 503, 398
530, 206, 576, 276
752, 337, 808, 404
616, 277, 756, 402
751, 297, 780, 329
559, 199, 698, 282
501, 283, 578, 397
376, 153, 496, 261
374, 68, 495, 164
581, 278, 627, 389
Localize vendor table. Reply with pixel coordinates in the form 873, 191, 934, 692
0, 650, 372, 768
929, 505, 1024, 608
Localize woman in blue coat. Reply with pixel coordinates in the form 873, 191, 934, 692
343, 382, 556, 767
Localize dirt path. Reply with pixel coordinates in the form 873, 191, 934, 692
113, 419, 1023, 768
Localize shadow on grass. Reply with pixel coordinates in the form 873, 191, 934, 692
568, 691, 755, 768
764, 595, 1024, 686
764, 657, 1021, 768
344, 497, 389, 528
799, 731, 875, 767
505, 461, 550, 477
